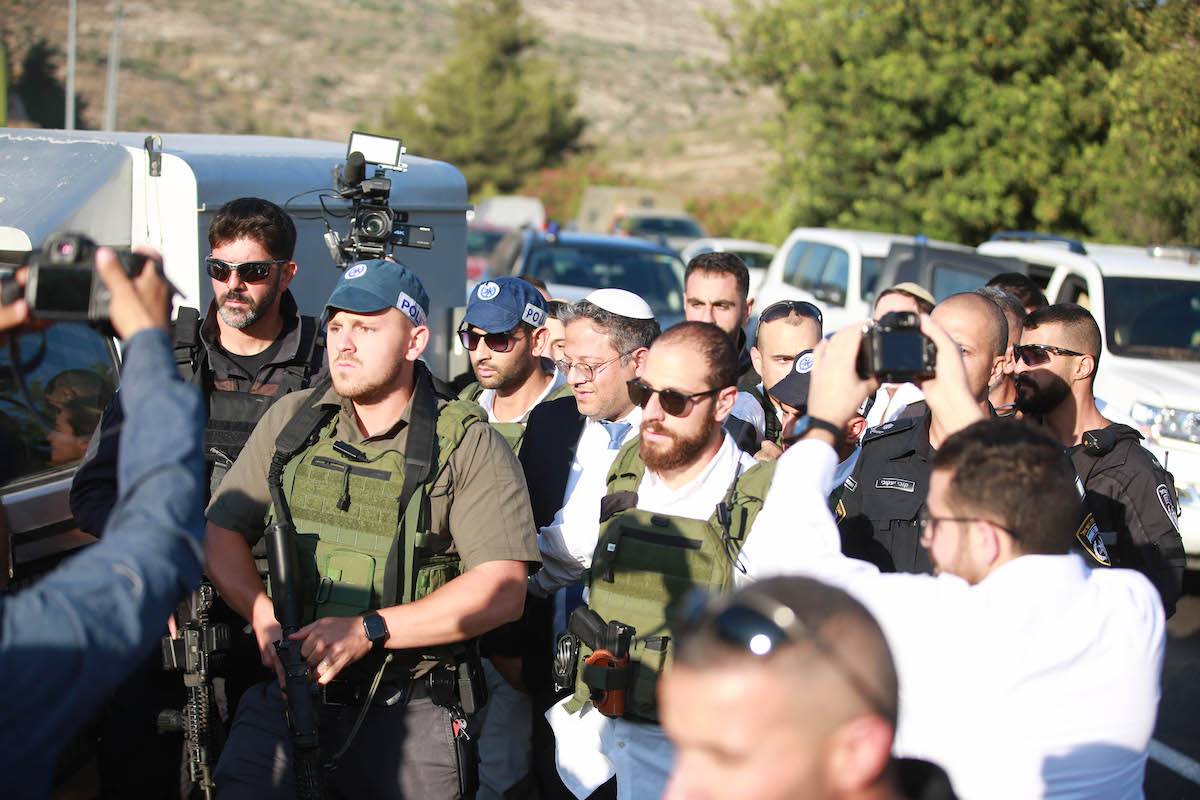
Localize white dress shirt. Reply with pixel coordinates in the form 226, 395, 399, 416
532, 408, 643, 594
548, 434, 841, 799
781, 441, 1166, 800
863, 382, 925, 432
477, 367, 567, 424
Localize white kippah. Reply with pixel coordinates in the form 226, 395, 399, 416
584, 288, 655, 320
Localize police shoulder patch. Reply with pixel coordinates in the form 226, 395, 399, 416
1158, 484, 1181, 533
863, 416, 917, 444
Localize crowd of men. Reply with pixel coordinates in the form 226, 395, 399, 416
0, 197, 1185, 800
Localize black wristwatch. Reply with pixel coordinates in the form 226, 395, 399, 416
792, 415, 842, 441
362, 612, 389, 650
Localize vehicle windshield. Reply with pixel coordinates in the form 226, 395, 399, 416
467, 228, 506, 256
627, 217, 704, 238
733, 250, 774, 270
524, 244, 685, 315
1103, 277, 1200, 361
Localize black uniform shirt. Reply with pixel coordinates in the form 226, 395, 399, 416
1069, 424, 1186, 617
836, 402, 934, 574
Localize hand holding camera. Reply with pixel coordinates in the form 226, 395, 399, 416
1, 233, 171, 339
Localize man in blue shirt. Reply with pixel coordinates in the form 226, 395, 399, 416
0, 247, 206, 798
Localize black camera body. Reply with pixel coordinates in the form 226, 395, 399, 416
857, 311, 937, 383
327, 142, 435, 268
8, 233, 153, 327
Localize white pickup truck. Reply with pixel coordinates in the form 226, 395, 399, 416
978, 238, 1200, 563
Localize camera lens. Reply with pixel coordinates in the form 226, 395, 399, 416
360, 209, 392, 241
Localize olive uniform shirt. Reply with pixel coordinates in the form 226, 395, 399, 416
207, 382, 541, 582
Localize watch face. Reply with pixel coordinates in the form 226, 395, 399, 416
363, 613, 388, 643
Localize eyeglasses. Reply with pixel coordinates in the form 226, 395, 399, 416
1012, 343, 1087, 367
458, 328, 523, 353
205, 257, 288, 284
554, 351, 634, 382
626, 378, 720, 417
759, 299, 824, 325
917, 508, 1019, 545
677, 588, 894, 721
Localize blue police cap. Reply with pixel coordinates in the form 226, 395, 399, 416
463, 277, 547, 334
767, 349, 815, 409
324, 259, 430, 327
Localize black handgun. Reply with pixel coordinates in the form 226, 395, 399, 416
569, 607, 634, 717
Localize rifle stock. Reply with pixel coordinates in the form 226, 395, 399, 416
267, 461, 325, 800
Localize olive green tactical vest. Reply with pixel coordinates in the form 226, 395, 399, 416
271, 398, 485, 624
567, 438, 777, 723
458, 378, 573, 453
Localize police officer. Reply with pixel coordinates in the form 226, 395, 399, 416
205, 259, 540, 799
747, 299, 823, 459
543, 321, 841, 799
69, 197, 325, 799
838, 292, 1008, 573
458, 276, 570, 450
1015, 303, 1185, 616
456, 277, 570, 799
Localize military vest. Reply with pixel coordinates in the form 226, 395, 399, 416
458, 376, 572, 453
567, 438, 777, 722
173, 306, 323, 496
267, 371, 485, 631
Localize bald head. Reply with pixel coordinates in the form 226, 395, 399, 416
931, 293, 1009, 404
675, 576, 897, 726
936, 292, 1008, 359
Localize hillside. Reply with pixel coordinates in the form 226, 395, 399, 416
2, 0, 778, 199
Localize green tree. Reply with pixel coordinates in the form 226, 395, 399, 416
721, 0, 1147, 244
378, 0, 585, 195
1086, 1, 1200, 244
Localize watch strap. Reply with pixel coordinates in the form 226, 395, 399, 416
803, 415, 842, 440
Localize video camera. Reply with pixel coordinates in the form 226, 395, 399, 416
857, 310, 937, 384
324, 131, 435, 268
1, 232, 160, 332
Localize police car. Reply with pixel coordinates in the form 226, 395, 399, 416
978, 236, 1200, 564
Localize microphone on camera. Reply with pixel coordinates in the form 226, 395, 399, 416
343, 151, 367, 187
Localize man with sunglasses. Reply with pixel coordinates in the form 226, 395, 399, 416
1015, 303, 1185, 616
205, 259, 540, 799
683, 252, 769, 453
543, 321, 843, 800
975, 286, 1027, 415
747, 299, 823, 458
455, 276, 569, 800
661, 577, 955, 800
68, 196, 325, 798
837, 292, 1008, 574
766, 324, 1165, 799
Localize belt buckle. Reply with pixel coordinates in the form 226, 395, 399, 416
321, 680, 359, 707
379, 680, 414, 707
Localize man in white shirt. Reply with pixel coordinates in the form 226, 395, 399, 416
519, 288, 661, 800
542, 321, 841, 800
773, 321, 1166, 799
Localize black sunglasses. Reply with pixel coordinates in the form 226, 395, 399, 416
1013, 343, 1086, 367
205, 257, 287, 284
627, 378, 720, 417
458, 328, 523, 353
759, 299, 824, 325
678, 588, 895, 721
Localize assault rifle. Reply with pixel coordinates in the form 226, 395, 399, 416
159, 581, 230, 800
266, 456, 326, 800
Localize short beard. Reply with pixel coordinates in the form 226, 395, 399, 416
640, 415, 718, 474
1014, 375, 1071, 416
476, 352, 538, 392
217, 272, 280, 330
331, 355, 408, 405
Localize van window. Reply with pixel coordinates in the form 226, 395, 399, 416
0, 324, 119, 486
860, 257, 884, 300
1056, 275, 1091, 309
1104, 277, 1200, 361
931, 264, 987, 300
782, 241, 811, 285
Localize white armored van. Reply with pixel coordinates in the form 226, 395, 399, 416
0, 129, 468, 582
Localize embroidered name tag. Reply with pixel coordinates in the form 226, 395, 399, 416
876, 478, 915, 493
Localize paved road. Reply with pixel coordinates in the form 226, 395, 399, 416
1145, 573, 1200, 799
